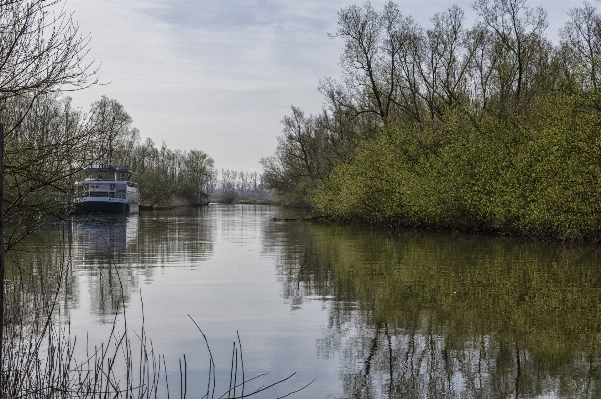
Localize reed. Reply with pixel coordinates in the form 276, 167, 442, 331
1, 222, 313, 399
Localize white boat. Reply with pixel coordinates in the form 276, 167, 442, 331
74, 161, 140, 214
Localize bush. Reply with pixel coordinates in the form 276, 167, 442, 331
313, 94, 601, 239
218, 190, 238, 204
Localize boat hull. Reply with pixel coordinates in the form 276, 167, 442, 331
74, 200, 139, 215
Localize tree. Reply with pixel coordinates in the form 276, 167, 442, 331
261, 107, 332, 206
0, 0, 96, 105
416, 6, 474, 118
321, 1, 401, 124
0, 0, 97, 242
472, 0, 550, 106
88, 96, 135, 161
179, 149, 214, 205
2, 94, 93, 249
0, 0, 96, 369
559, 2, 601, 92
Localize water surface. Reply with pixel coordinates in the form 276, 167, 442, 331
9, 204, 601, 398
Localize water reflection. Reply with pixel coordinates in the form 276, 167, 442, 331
70, 209, 215, 319
72, 215, 139, 263
8, 206, 601, 397
4, 223, 78, 327
265, 221, 601, 398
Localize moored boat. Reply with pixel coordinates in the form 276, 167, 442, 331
74, 161, 140, 214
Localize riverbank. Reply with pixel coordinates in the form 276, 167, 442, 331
140, 199, 274, 210
231, 199, 274, 205
260, 2, 601, 243
140, 196, 210, 210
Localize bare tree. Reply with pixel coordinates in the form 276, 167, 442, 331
1, 94, 92, 249
0, 0, 96, 103
559, 2, 601, 92
88, 96, 135, 161
261, 107, 334, 206
180, 149, 214, 205
416, 6, 474, 118
0, 0, 96, 366
0, 0, 98, 240
472, 0, 549, 104
321, 2, 396, 123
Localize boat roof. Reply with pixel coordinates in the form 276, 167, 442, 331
84, 162, 134, 174
84, 166, 134, 173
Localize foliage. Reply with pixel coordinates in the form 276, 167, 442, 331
261, 106, 358, 206
1, 94, 93, 248
265, 0, 601, 239
121, 137, 214, 208
314, 94, 601, 239
77, 97, 214, 208
217, 190, 237, 204
0, 0, 97, 248
0, 93, 214, 229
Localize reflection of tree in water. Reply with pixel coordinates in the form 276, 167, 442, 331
135, 207, 216, 266
4, 224, 78, 328
60, 208, 215, 320
265, 222, 601, 398
6, 208, 216, 327
262, 221, 341, 310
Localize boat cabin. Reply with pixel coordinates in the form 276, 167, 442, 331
74, 160, 140, 214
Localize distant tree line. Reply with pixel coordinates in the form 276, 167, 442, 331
208, 169, 271, 203
86, 96, 214, 208
0, 0, 214, 247
2, 93, 215, 222
262, 0, 601, 239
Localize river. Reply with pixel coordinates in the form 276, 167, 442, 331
7, 204, 601, 398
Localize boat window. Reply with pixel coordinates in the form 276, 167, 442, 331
89, 192, 109, 197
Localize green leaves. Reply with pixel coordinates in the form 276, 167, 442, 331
266, 1, 601, 239
314, 93, 601, 239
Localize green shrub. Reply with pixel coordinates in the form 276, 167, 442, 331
314, 94, 601, 239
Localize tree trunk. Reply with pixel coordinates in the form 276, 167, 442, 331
0, 122, 4, 389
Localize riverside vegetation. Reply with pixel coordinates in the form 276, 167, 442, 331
4, 93, 215, 220
2, 0, 600, 397
262, 0, 601, 240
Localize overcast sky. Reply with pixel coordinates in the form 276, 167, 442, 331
64, 0, 587, 171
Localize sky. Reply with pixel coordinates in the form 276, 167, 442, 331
63, 0, 588, 172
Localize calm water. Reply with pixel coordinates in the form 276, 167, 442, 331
8, 204, 601, 398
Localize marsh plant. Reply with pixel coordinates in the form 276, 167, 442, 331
0, 223, 311, 399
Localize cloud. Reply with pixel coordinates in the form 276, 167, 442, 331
64, 0, 581, 171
